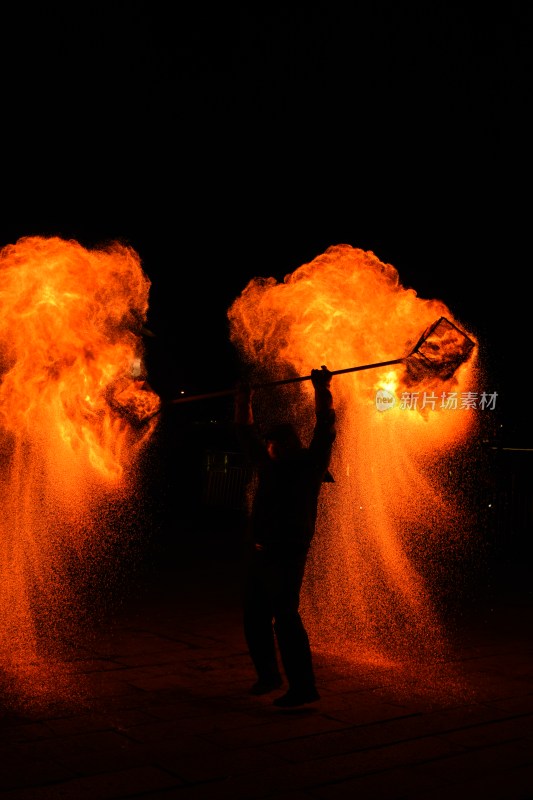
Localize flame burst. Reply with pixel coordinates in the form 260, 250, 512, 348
229, 244, 480, 693
0, 236, 160, 707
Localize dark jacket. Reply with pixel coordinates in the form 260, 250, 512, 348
236, 391, 336, 550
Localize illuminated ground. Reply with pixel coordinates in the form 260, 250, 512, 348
0, 507, 531, 800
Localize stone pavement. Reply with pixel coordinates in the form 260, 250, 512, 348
1, 513, 532, 800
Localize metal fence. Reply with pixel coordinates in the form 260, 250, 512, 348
201, 446, 533, 555
203, 450, 250, 510
480, 447, 533, 550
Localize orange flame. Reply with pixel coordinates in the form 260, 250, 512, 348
0, 236, 160, 707
229, 244, 481, 691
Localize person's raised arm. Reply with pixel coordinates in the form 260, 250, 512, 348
309, 365, 336, 478
310, 365, 334, 421
234, 380, 254, 426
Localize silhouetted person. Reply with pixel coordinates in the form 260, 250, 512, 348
234, 366, 336, 708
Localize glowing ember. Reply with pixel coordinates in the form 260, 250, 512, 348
0, 236, 160, 707
228, 244, 480, 692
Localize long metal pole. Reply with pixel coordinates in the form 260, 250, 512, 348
170, 357, 405, 404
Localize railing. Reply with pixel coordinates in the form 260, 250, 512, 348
201, 446, 533, 554
481, 446, 533, 549
203, 450, 250, 510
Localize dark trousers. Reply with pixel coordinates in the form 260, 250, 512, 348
243, 546, 316, 692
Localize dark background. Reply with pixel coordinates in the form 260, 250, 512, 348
1, 3, 530, 441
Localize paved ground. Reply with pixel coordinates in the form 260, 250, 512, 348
1, 510, 532, 800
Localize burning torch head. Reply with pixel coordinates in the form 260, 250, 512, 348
404, 316, 477, 384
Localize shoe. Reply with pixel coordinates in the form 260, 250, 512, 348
249, 677, 283, 696
272, 687, 320, 707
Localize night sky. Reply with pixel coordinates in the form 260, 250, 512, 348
1, 4, 531, 440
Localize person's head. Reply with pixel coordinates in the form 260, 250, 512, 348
264, 422, 303, 460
